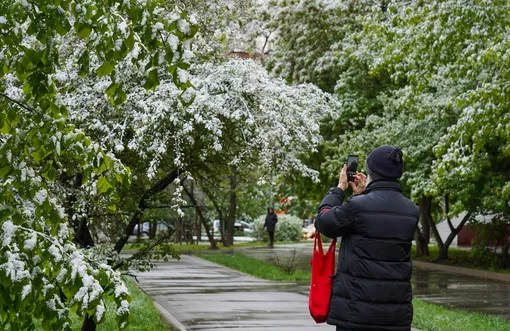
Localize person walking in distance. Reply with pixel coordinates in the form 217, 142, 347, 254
264, 208, 278, 248
315, 146, 419, 331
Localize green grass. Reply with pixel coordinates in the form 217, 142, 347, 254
413, 297, 509, 331
123, 240, 307, 252
197, 252, 311, 281
35, 277, 170, 330
412, 245, 510, 274
198, 253, 510, 331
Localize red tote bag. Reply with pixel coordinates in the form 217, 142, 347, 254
309, 230, 337, 323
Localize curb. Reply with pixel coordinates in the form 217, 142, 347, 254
152, 300, 189, 331
133, 280, 189, 331
414, 260, 510, 282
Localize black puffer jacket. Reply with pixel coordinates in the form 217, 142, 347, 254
315, 180, 419, 331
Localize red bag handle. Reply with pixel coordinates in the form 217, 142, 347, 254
314, 230, 323, 253
314, 230, 336, 254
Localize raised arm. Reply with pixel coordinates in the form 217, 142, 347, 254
315, 187, 356, 238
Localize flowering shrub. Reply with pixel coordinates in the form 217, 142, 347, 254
253, 214, 303, 242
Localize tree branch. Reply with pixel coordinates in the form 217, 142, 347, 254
445, 195, 455, 232
114, 169, 179, 253
145, 204, 205, 209
0, 92, 35, 113
182, 183, 217, 248
113, 229, 176, 270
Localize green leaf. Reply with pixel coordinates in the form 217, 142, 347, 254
96, 62, 114, 77
77, 26, 91, 39
0, 120, 11, 134
78, 50, 90, 78
32, 146, 48, 162
114, 87, 127, 105
105, 82, 117, 97
0, 165, 12, 178
97, 176, 112, 193
44, 167, 56, 181
56, 23, 69, 36
144, 69, 159, 90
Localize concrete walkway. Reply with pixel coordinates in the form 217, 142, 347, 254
134, 255, 420, 331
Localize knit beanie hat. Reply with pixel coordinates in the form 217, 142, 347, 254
366, 146, 404, 179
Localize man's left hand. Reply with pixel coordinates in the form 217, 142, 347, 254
349, 172, 367, 195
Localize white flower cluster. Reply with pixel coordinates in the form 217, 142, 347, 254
64, 58, 338, 185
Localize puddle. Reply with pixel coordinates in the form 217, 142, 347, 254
224, 244, 510, 321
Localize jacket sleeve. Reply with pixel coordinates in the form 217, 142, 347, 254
263, 216, 267, 228
274, 214, 278, 224
315, 187, 356, 238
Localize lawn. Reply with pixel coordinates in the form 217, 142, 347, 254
197, 252, 311, 281
413, 297, 510, 331
123, 240, 308, 252
411, 245, 510, 274
35, 277, 170, 331
198, 253, 510, 331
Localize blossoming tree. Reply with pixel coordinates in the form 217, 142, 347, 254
0, 0, 196, 329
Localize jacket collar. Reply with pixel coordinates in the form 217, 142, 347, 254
364, 180, 402, 194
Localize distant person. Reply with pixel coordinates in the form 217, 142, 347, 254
315, 146, 419, 331
263, 208, 278, 248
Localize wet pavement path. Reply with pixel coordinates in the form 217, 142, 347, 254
236, 244, 510, 321
135, 253, 421, 331
134, 255, 331, 331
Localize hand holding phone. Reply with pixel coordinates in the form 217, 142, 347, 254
346, 155, 359, 182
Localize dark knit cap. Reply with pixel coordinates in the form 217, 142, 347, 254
366, 145, 404, 179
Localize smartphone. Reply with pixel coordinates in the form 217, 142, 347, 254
346, 155, 359, 182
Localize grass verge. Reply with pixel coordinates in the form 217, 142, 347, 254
413, 297, 509, 331
123, 240, 307, 252
198, 253, 510, 331
35, 277, 170, 330
411, 245, 510, 274
197, 252, 311, 281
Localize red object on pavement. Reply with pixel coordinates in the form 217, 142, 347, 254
309, 230, 337, 323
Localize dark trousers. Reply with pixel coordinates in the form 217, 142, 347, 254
336, 328, 352, 331
268, 231, 275, 246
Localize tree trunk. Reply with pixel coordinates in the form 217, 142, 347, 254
201, 185, 228, 246
73, 219, 95, 248
114, 170, 178, 253
219, 218, 227, 246
416, 197, 432, 256
195, 210, 201, 242
149, 220, 157, 239
81, 313, 96, 331
182, 184, 217, 248
500, 235, 510, 268
414, 226, 427, 258
226, 173, 237, 247
68, 173, 96, 249
67, 173, 83, 231
438, 212, 472, 260
70, 176, 98, 330
426, 198, 444, 252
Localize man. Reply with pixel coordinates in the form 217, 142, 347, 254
315, 146, 419, 331
264, 208, 278, 247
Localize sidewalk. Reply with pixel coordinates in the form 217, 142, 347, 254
134, 255, 420, 331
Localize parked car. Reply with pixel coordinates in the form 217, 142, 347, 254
132, 221, 174, 236
212, 220, 246, 234
238, 221, 254, 234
